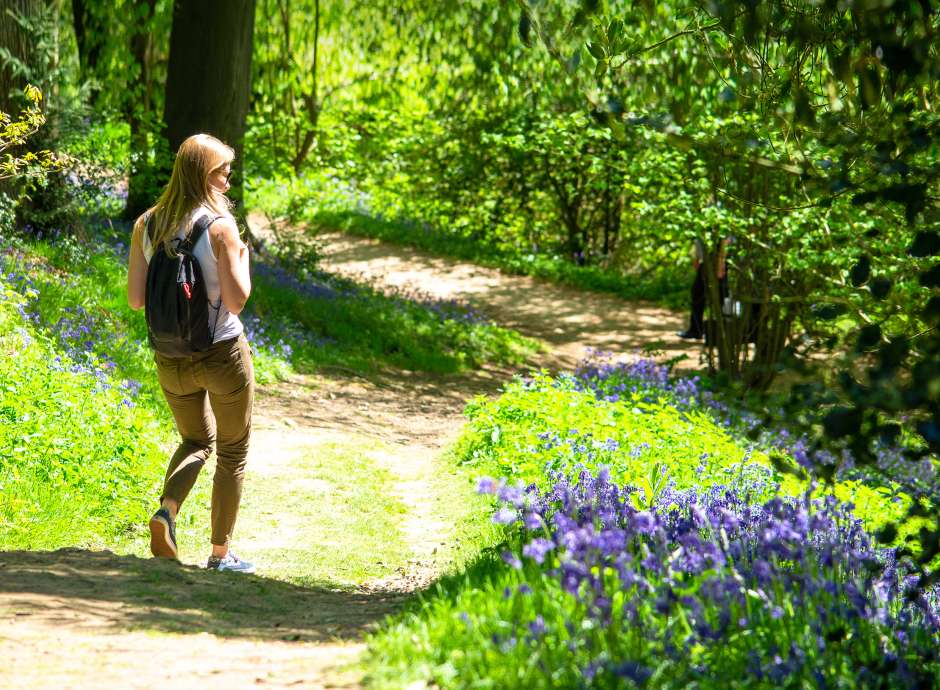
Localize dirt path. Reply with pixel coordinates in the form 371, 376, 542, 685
315, 230, 700, 372
0, 225, 699, 690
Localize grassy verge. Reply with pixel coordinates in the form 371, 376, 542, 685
448, 371, 910, 536
0, 263, 168, 549
248, 258, 540, 377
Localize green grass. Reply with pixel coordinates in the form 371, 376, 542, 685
248, 259, 540, 376
450, 371, 910, 536
362, 551, 511, 689
0, 282, 170, 549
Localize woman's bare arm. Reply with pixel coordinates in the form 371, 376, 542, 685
213, 218, 251, 315
127, 221, 148, 310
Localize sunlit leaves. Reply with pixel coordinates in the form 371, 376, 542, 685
0, 86, 61, 182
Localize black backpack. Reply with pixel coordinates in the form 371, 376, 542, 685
145, 213, 223, 357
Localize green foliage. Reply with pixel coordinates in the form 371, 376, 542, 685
365, 553, 937, 690
57, 118, 130, 218
454, 372, 758, 493
510, 0, 940, 588
450, 372, 906, 535
0, 86, 59, 181
0, 274, 166, 549
363, 367, 924, 689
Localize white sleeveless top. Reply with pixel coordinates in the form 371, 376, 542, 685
142, 205, 244, 344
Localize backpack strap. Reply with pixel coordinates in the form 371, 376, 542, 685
145, 212, 155, 245
184, 213, 225, 249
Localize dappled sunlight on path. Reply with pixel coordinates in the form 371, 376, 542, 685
315, 230, 702, 372
0, 549, 376, 689
3, 221, 703, 689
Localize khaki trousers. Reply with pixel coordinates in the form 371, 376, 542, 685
154, 333, 254, 547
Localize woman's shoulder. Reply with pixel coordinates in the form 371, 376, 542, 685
204, 211, 239, 253
132, 209, 155, 244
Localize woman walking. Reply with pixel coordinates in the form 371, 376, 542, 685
126, 133, 255, 573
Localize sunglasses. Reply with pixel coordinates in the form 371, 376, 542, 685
213, 165, 233, 185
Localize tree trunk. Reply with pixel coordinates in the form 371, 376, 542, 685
163, 0, 256, 212
123, 0, 158, 219
0, 0, 40, 115
70, 0, 99, 79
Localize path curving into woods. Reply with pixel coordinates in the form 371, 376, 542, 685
0, 220, 699, 690
315, 229, 699, 374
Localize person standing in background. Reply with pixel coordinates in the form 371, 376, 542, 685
678, 236, 729, 340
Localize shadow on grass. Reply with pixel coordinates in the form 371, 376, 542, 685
0, 548, 412, 642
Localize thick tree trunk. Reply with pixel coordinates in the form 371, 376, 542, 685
123, 0, 158, 219
163, 0, 256, 211
0, 0, 40, 115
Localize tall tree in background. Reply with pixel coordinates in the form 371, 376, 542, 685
123, 0, 163, 218
163, 0, 256, 211
0, 0, 42, 115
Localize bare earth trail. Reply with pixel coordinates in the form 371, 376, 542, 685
0, 224, 699, 690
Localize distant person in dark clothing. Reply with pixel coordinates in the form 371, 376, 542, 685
678, 237, 729, 340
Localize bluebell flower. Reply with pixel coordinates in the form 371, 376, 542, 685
477, 476, 498, 494
522, 538, 554, 564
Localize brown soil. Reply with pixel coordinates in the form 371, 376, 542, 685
315, 229, 700, 373
0, 223, 700, 689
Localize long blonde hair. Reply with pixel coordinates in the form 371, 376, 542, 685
134, 133, 234, 255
